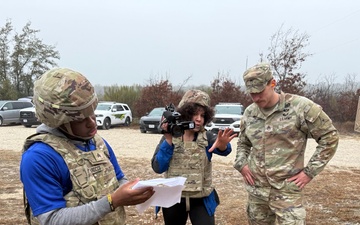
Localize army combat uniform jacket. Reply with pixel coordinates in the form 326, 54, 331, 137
234, 92, 339, 191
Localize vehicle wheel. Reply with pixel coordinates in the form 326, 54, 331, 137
124, 117, 131, 126
0, 117, 3, 126
24, 125, 32, 128
102, 118, 111, 129
140, 129, 146, 133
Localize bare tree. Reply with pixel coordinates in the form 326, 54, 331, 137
210, 72, 250, 107
336, 73, 360, 122
306, 73, 337, 118
261, 25, 312, 95
133, 80, 183, 117
306, 73, 360, 122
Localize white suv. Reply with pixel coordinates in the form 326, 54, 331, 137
205, 103, 244, 134
95, 102, 132, 129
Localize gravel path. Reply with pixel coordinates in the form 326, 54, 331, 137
1, 125, 359, 168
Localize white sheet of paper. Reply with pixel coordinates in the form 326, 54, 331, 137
132, 177, 186, 214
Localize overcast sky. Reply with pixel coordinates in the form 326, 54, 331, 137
1, 0, 359, 87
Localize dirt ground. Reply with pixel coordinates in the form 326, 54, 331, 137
0, 125, 359, 225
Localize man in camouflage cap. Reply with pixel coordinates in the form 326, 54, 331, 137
20, 68, 154, 225
234, 62, 339, 224
152, 89, 237, 225
243, 62, 273, 93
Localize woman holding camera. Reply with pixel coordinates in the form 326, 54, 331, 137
151, 89, 237, 225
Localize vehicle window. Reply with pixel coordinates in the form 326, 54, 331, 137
215, 105, 243, 115
25, 102, 33, 108
3, 102, 13, 110
149, 108, 165, 116
96, 104, 111, 111
116, 105, 124, 111
13, 102, 23, 109
123, 105, 130, 111
13, 101, 33, 109
0, 101, 6, 108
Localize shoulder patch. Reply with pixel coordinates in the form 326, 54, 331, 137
305, 103, 322, 123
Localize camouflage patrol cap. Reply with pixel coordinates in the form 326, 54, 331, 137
178, 89, 210, 108
243, 62, 273, 93
33, 68, 98, 128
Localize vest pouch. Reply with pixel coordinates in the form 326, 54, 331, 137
71, 166, 90, 187
70, 166, 97, 199
82, 185, 97, 199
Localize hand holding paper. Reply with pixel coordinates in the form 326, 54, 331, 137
132, 177, 186, 213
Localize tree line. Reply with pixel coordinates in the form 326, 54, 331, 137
1, 21, 359, 124
98, 74, 359, 125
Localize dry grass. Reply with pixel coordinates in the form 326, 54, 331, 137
1, 149, 360, 225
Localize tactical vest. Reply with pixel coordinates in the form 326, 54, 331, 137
165, 131, 213, 204
22, 133, 125, 225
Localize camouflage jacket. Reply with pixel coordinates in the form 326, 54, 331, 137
234, 92, 339, 189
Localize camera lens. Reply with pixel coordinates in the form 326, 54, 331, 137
171, 125, 183, 137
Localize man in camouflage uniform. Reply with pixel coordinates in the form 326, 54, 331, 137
234, 63, 339, 224
20, 68, 154, 225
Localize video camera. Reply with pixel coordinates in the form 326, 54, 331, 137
160, 103, 195, 137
